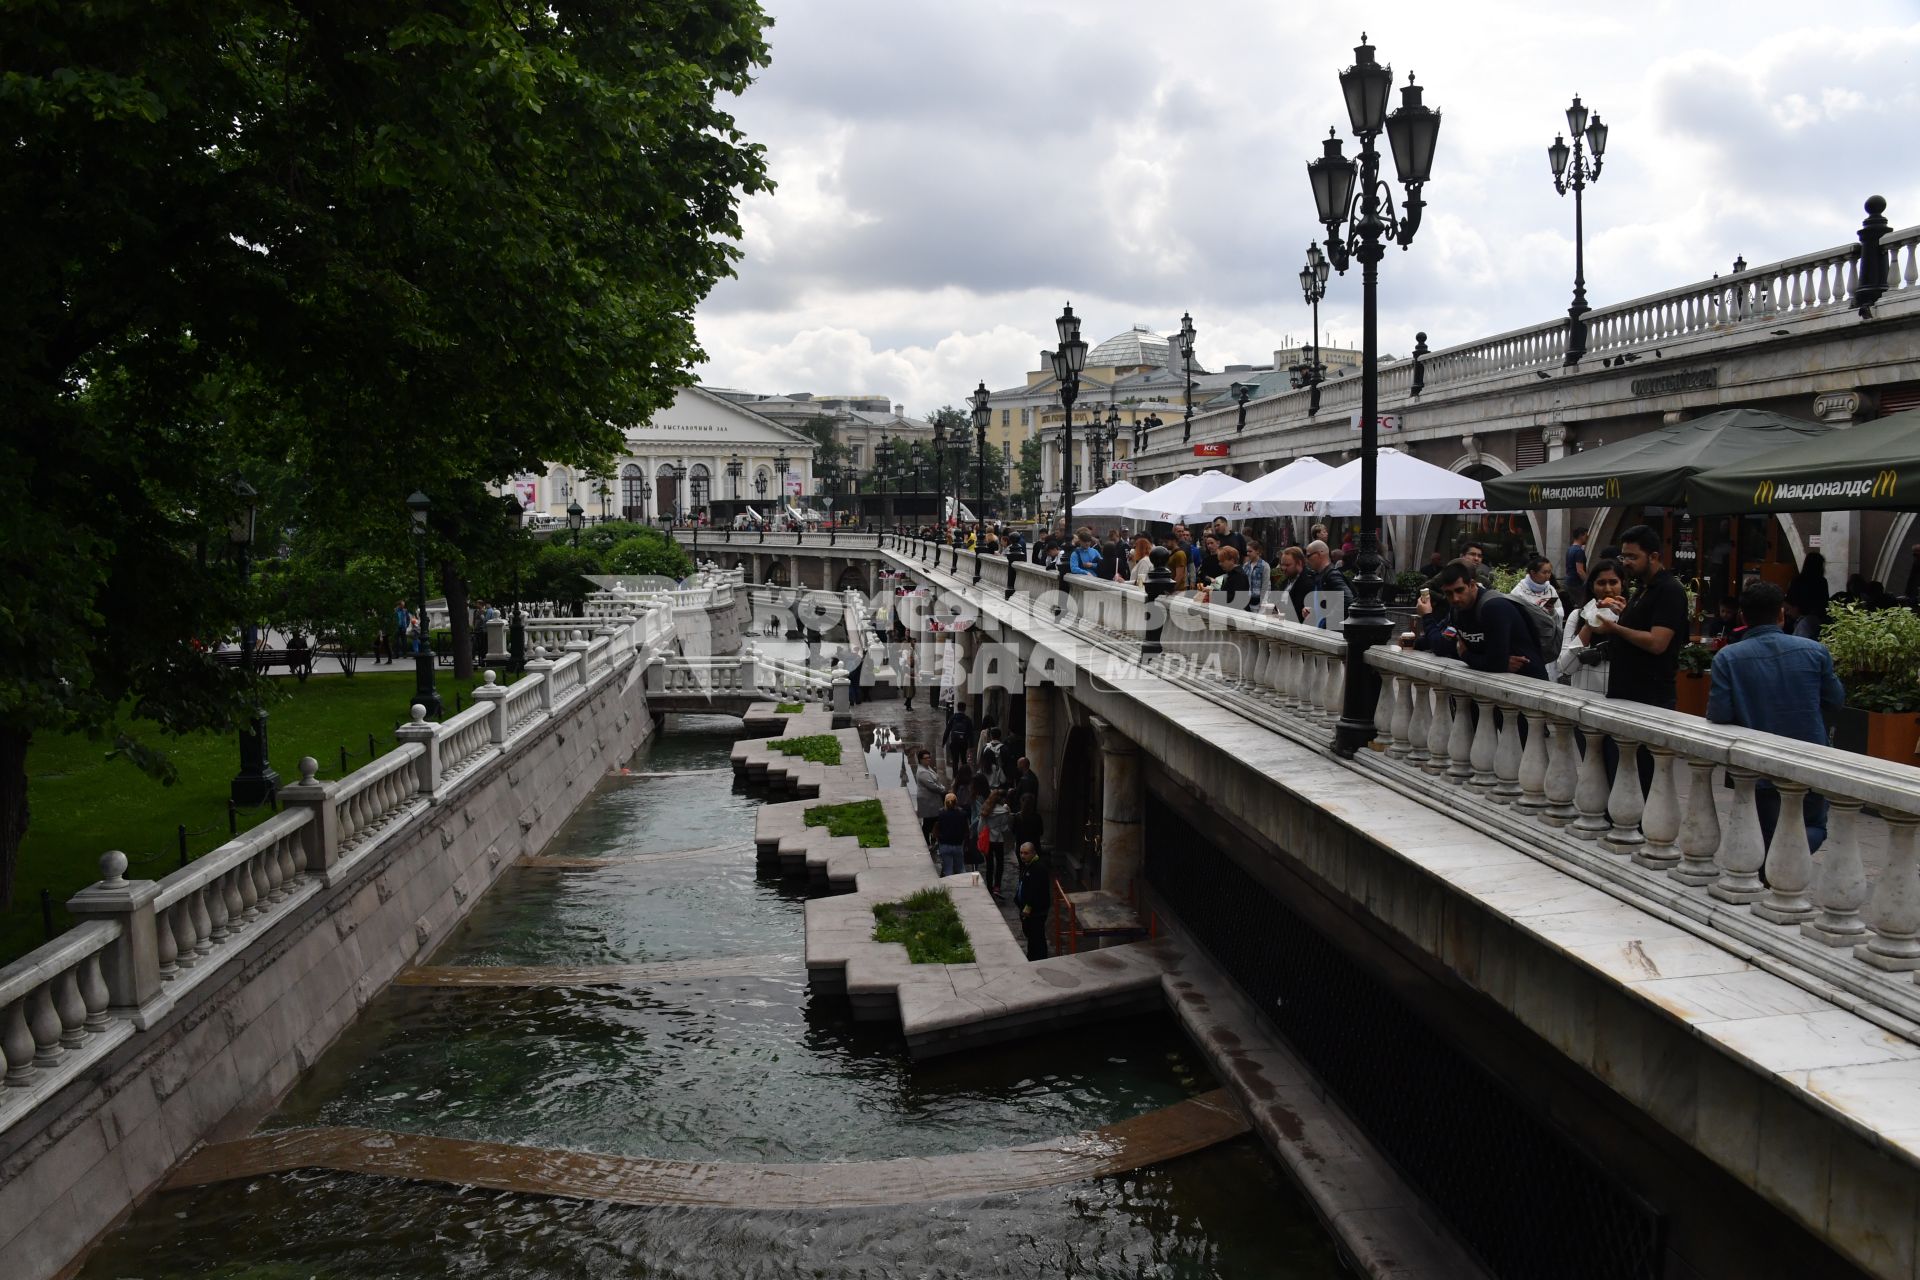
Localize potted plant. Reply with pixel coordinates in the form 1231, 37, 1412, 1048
1385, 569, 1427, 607
1674, 641, 1715, 717
1820, 603, 1920, 763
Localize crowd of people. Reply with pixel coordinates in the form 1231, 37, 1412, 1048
904, 711, 1053, 961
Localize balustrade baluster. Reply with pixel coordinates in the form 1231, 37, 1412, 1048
259, 847, 283, 903
3, 998, 34, 1085
1424, 686, 1452, 774
1514, 710, 1549, 812
1635, 748, 1681, 869
1374, 673, 1397, 744
1540, 718, 1577, 825
1386, 675, 1413, 757
80, 953, 110, 1033
1710, 769, 1768, 904
54, 969, 87, 1049
1320, 656, 1342, 721
1603, 736, 1647, 856
1404, 679, 1431, 767
1571, 728, 1611, 838
171, 901, 198, 968
1466, 698, 1498, 793
1860, 815, 1920, 969
1671, 760, 1721, 885
28, 986, 62, 1067
1753, 782, 1817, 924
155, 902, 179, 980
1444, 694, 1474, 783
1801, 798, 1868, 945
222, 868, 246, 931
236, 860, 260, 920
190, 887, 213, 955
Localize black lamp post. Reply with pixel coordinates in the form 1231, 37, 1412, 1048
1295, 243, 1331, 414
406, 489, 444, 722
875, 434, 893, 529
1177, 311, 1197, 443
1231, 382, 1253, 433
971, 380, 991, 582
669, 463, 687, 524
1103, 407, 1122, 484
691, 473, 708, 552
728, 452, 744, 504
597, 478, 610, 523
227, 478, 280, 806
567, 499, 584, 548
1306, 32, 1440, 757
930, 415, 948, 540
910, 440, 924, 533
1549, 95, 1608, 365
1050, 302, 1088, 591
772, 450, 790, 527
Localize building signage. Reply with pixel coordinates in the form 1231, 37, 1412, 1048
1630, 368, 1717, 397
1526, 476, 1623, 503
1194, 443, 1230, 457
511, 480, 538, 508
1753, 470, 1897, 505
1348, 413, 1401, 433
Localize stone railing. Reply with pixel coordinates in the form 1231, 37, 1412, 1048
889, 538, 1920, 1029
691, 528, 885, 549
0, 607, 677, 1134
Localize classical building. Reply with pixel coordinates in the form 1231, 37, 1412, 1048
510, 385, 816, 523
706, 389, 937, 476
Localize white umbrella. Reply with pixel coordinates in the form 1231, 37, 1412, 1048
1198, 457, 1334, 518
1118, 471, 1245, 524
1074, 480, 1148, 517
1252, 447, 1487, 516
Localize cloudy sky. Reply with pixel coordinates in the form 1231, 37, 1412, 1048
692, 1, 1920, 414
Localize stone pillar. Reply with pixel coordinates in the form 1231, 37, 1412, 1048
277, 756, 341, 877
471, 670, 509, 744
393, 705, 441, 801
66, 852, 164, 1022
1541, 424, 1570, 560
484, 616, 509, 663
1091, 717, 1142, 899
1025, 681, 1056, 815
1820, 511, 1859, 593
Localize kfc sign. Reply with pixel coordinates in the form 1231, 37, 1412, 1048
1194, 442, 1231, 457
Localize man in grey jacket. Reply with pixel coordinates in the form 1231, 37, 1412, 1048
912, 749, 945, 846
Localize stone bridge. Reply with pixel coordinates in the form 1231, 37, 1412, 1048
679, 530, 1920, 1280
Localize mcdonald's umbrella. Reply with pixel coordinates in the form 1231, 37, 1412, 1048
1480, 408, 1829, 511
1118, 471, 1244, 524
1686, 408, 1920, 516
1253, 447, 1488, 516
1196, 456, 1334, 518
1074, 479, 1148, 518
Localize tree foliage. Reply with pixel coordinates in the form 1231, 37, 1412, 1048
0, 0, 773, 905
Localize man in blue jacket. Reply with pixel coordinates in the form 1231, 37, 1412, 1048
1708, 580, 1844, 851
1411, 560, 1547, 678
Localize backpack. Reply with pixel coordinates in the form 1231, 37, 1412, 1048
981, 742, 1008, 790
1489, 592, 1558, 662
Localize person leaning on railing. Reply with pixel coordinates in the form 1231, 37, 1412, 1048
1405, 559, 1548, 679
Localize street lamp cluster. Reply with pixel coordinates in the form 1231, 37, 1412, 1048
1549, 95, 1609, 365
1290, 244, 1331, 414
1049, 304, 1088, 566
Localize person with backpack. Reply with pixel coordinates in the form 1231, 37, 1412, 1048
944, 704, 974, 774
1066, 528, 1102, 576
977, 726, 1009, 793
1409, 559, 1549, 678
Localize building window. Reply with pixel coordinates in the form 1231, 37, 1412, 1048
850, 444, 864, 467
1020, 408, 1030, 426
1001, 440, 1011, 461
1001, 409, 1010, 427
1072, 464, 1082, 488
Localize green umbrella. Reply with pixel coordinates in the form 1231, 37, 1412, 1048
1482, 407, 1829, 510
1686, 408, 1920, 516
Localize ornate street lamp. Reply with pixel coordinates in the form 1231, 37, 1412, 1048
772, 450, 790, 527
668, 463, 687, 524
930, 414, 948, 538
971, 380, 992, 582
910, 440, 924, 532
596, 477, 611, 522
875, 433, 893, 528
1294, 242, 1331, 414
727, 452, 744, 502
1549, 95, 1608, 365
566, 498, 584, 548
1177, 311, 1197, 443
406, 489, 444, 722
1306, 32, 1440, 757
1049, 302, 1088, 590
227, 478, 279, 806
1231, 382, 1254, 433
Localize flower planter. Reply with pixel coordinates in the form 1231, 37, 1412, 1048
1833, 706, 1920, 765
1675, 671, 1711, 718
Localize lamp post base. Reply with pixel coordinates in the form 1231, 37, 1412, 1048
230, 715, 281, 807
1332, 613, 1395, 757
410, 650, 444, 723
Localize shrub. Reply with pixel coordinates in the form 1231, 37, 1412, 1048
1489, 565, 1525, 594
1676, 642, 1715, 675
1394, 569, 1428, 592
770, 734, 840, 765
804, 798, 887, 846
774, 702, 804, 714
606, 529, 693, 580
1821, 602, 1920, 712
871, 888, 974, 964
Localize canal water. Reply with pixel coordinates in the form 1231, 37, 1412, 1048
76, 714, 1344, 1278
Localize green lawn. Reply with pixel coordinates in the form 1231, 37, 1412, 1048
803, 798, 888, 847
4, 669, 493, 964
769, 734, 841, 765
872, 888, 974, 964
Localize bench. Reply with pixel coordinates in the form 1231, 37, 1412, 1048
213, 648, 318, 681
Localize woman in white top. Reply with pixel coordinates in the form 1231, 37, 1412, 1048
1557, 558, 1623, 691
1510, 555, 1563, 621
1128, 534, 1155, 586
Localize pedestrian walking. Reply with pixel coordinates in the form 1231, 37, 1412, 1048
912, 749, 944, 846
934, 793, 969, 876
981, 789, 1012, 898
944, 703, 974, 774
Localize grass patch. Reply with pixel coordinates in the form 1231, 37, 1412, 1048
769, 734, 841, 766
773, 701, 805, 715
6, 669, 492, 964
872, 887, 975, 964
803, 798, 888, 847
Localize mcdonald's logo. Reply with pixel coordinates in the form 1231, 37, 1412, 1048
1528, 484, 1542, 504
1754, 479, 1774, 504
1874, 468, 1899, 499
1604, 476, 1621, 500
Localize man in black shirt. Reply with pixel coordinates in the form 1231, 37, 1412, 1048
1595, 524, 1689, 709
1410, 560, 1547, 678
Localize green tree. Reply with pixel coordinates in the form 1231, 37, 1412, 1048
0, 0, 773, 906
1017, 436, 1044, 516
606, 532, 693, 581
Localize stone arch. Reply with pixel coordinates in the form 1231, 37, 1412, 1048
1415, 454, 1542, 567
1051, 723, 1100, 858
